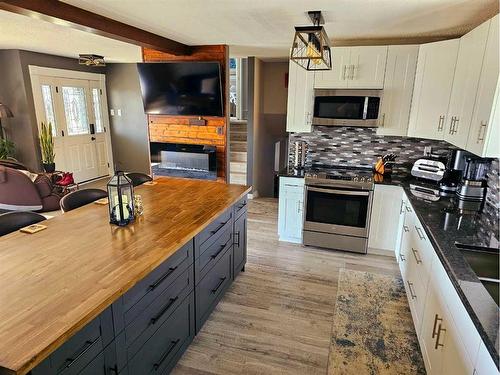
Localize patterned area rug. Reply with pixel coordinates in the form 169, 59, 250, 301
328, 270, 426, 375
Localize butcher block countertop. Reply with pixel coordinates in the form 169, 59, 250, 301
0, 177, 250, 375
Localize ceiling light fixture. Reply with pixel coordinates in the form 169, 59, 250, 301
290, 11, 332, 71
79, 54, 106, 67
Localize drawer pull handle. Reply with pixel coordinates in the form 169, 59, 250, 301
149, 267, 178, 291
211, 236, 232, 260
399, 254, 405, 262
407, 281, 417, 300
415, 226, 425, 240
434, 324, 446, 350
61, 337, 99, 371
153, 339, 180, 371
403, 225, 409, 233
405, 206, 412, 213
234, 231, 240, 247
432, 314, 443, 339
150, 297, 179, 325
211, 277, 227, 294
210, 221, 228, 234
411, 248, 422, 264
400, 200, 405, 214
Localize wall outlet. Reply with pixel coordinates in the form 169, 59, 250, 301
110, 109, 115, 116
216, 127, 223, 135
117, 109, 122, 116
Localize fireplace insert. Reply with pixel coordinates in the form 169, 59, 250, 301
150, 142, 217, 180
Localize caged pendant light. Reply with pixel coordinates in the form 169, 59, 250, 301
290, 11, 332, 71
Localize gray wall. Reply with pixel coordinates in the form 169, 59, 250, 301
0, 50, 36, 169
247, 58, 288, 197
105, 63, 150, 174
0, 49, 105, 171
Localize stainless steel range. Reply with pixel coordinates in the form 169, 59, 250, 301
303, 166, 374, 254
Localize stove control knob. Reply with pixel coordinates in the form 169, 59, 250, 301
360, 177, 366, 183
353, 177, 359, 182
367, 177, 373, 182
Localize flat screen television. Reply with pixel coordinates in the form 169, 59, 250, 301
137, 62, 223, 117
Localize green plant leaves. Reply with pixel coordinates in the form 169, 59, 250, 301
40, 122, 55, 164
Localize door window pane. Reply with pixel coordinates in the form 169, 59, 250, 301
92, 88, 104, 133
41, 85, 57, 136
62, 86, 89, 135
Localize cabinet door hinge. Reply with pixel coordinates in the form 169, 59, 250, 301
100, 89, 103, 95
55, 86, 59, 93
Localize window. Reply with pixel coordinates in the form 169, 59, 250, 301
62, 86, 90, 135
41, 84, 57, 136
92, 88, 104, 133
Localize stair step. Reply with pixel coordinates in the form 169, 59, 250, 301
231, 141, 247, 152
230, 151, 247, 162
230, 132, 247, 142
230, 161, 246, 173
230, 123, 247, 133
229, 172, 247, 185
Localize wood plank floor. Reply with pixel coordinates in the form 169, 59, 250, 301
171, 198, 401, 375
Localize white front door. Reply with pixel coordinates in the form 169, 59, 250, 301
31, 68, 113, 183
59, 78, 100, 182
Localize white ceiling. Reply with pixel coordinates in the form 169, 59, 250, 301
0, 10, 142, 62
0, 1, 498, 61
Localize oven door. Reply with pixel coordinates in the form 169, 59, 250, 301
303, 186, 373, 237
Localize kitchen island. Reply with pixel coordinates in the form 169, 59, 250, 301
0, 177, 250, 375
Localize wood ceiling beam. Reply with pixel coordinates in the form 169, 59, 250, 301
0, 0, 192, 56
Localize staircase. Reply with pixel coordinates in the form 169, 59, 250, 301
229, 120, 247, 185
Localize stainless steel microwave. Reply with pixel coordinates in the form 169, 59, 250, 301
312, 89, 382, 127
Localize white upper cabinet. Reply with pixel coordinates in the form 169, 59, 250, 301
348, 46, 388, 89
313, 46, 388, 89
444, 19, 491, 148
466, 14, 500, 158
286, 59, 314, 132
407, 39, 460, 140
377, 45, 419, 136
314, 47, 350, 89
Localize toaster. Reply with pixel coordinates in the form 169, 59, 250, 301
411, 159, 446, 182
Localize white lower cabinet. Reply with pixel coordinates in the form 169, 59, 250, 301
368, 185, 404, 254
475, 342, 499, 375
397, 193, 498, 375
278, 177, 304, 243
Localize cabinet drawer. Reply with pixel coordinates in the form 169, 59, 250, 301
124, 265, 193, 358
122, 240, 193, 316
127, 293, 195, 375
196, 226, 232, 282
31, 307, 113, 375
77, 351, 106, 375
411, 218, 434, 278
196, 247, 232, 332
233, 196, 248, 219
195, 208, 233, 250
405, 258, 429, 334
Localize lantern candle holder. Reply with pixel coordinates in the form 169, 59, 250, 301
107, 171, 135, 226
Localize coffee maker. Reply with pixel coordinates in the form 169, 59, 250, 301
456, 156, 489, 210
439, 149, 471, 197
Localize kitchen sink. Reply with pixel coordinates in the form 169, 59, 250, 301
456, 243, 499, 306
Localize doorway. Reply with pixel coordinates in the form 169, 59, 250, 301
30, 66, 113, 183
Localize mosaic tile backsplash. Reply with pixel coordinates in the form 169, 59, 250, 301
289, 126, 499, 213
288, 126, 455, 170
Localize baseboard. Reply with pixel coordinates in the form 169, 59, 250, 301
367, 247, 396, 258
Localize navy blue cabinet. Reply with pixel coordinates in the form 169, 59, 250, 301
30, 195, 247, 375
233, 212, 247, 278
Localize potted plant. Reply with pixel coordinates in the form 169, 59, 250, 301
0, 138, 15, 160
40, 122, 55, 173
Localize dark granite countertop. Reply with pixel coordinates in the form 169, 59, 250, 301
278, 167, 499, 364
380, 171, 499, 365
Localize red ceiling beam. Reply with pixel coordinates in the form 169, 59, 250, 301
0, 0, 192, 56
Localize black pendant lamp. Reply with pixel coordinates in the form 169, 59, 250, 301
290, 11, 332, 71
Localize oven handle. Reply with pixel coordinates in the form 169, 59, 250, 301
306, 186, 370, 196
